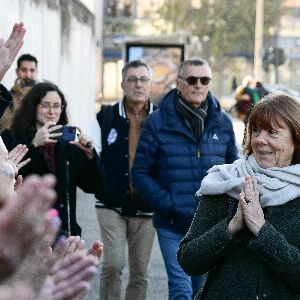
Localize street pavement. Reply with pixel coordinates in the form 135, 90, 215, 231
77, 191, 168, 300
77, 115, 244, 300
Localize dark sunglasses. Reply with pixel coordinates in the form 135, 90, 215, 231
179, 76, 211, 86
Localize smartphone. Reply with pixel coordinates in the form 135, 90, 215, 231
50, 125, 78, 142
62, 126, 78, 141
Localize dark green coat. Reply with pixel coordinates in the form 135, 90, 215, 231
177, 194, 300, 300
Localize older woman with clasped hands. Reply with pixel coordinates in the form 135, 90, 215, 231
178, 93, 300, 300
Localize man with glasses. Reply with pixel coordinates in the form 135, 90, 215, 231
132, 59, 239, 299
88, 60, 157, 300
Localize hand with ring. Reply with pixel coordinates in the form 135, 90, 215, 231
240, 176, 265, 236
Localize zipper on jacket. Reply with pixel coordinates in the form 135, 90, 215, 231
197, 147, 200, 159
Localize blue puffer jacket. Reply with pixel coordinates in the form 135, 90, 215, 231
132, 89, 239, 232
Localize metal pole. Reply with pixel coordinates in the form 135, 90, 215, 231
254, 0, 264, 80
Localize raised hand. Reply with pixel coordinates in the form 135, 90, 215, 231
0, 23, 26, 81
0, 175, 56, 279
54, 235, 103, 263
37, 254, 97, 300
37, 235, 100, 300
11, 210, 62, 296
54, 235, 85, 258
8, 144, 30, 171
32, 122, 62, 147
240, 176, 265, 236
70, 128, 95, 159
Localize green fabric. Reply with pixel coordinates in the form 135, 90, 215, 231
252, 90, 260, 104
177, 194, 300, 299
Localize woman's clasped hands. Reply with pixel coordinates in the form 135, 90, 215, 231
228, 176, 266, 236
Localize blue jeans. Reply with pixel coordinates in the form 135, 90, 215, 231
157, 227, 205, 300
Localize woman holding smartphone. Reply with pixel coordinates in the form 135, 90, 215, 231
1, 82, 104, 237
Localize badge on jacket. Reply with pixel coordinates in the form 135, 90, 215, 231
107, 128, 118, 145
212, 133, 219, 140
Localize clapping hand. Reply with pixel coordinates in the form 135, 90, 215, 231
37, 235, 102, 300
8, 144, 31, 190
0, 175, 56, 278
54, 235, 103, 263
8, 144, 30, 171
0, 23, 26, 81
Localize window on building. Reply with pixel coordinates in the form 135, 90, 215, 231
105, 0, 132, 17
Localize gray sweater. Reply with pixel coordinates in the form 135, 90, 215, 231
177, 194, 300, 299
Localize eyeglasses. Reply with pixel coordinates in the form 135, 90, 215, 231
179, 76, 211, 86
39, 102, 64, 111
126, 76, 150, 84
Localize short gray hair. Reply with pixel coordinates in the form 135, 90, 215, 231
121, 60, 152, 81
177, 59, 211, 77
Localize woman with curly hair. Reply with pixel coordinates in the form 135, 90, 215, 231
1, 82, 104, 237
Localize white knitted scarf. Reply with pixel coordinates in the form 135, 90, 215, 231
196, 154, 300, 208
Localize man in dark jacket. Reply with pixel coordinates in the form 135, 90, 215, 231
132, 59, 239, 300
88, 60, 156, 300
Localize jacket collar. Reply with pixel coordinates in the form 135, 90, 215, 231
159, 88, 222, 140
118, 97, 155, 118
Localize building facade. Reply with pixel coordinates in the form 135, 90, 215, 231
0, 0, 103, 130
101, 0, 202, 101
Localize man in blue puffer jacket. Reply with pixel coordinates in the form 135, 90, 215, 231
132, 59, 239, 300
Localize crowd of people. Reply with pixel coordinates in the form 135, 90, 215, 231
1, 20, 300, 300
0, 23, 103, 299
234, 75, 269, 122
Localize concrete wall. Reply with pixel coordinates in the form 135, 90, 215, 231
0, 0, 102, 130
